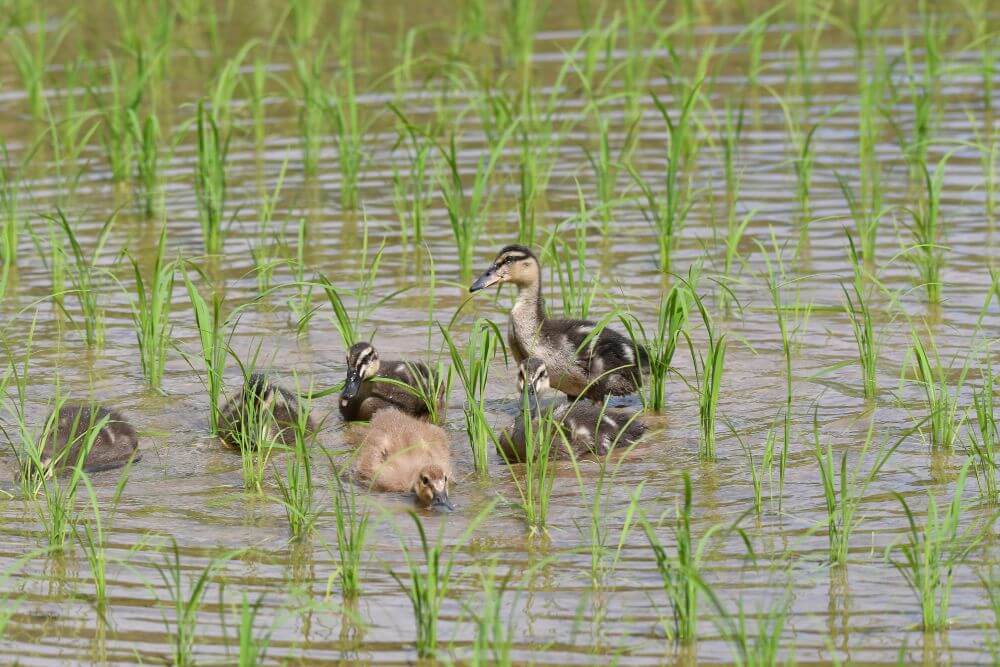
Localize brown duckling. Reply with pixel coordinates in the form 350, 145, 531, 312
469, 244, 649, 402
340, 342, 445, 422
498, 358, 646, 463
352, 408, 454, 511
31, 404, 139, 477
218, 373, 316, 450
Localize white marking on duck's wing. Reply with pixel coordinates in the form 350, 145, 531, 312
620, 341, 634, 363
601, 413, 618, 429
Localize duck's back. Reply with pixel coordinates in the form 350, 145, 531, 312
355, 409, 450, 491
44, 405, 139, 473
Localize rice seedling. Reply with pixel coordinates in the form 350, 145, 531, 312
325, 68, 367, 209
183, 267, 228, 434
728, 420, 776, 517
908, 327, 968, 450
389, 105, 434, 246
246, 55, 270, 152
75, 474, 111, 620
543, 189, 598, 319
813, 410, 906, 566
130, 110, 163, 219
631, 82, 702, 274
885, 462, 996, 631
93, 52, 145, 184
903, 155, 949, 303
155, 538, 238, 667
639, 473, 727, 644
285, 219, 320, 335
227, 592, 271, 666
438, 128, 515, 281
6, 7, 72, 121
327, 469, 370, 600
502, 0, 539, 70
291, 42, 328, 177
719, 591, 793, 667
273, 380, 318, 540
125, 225, 175, 391
583, 108, 636, 231
843, 233, 878, 400
289, 0, 321, 47
682, 288, 727, 461
441, 318, 504, 474
48, 209, 116, 347
619, 283, 688, 412
772, 89, 819, 238
195, 100, 230, 255
466, 560, 515, 666
0, 150, 21, 299
968, 361, 998, 503
390, 502, 494, 659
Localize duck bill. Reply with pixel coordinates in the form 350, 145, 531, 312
431, 489, 455, 512
469, 267, 500, 293
341, 373, 362, 401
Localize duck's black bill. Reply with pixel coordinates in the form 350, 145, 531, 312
341, 374, 362, 401
469, 268, 498, 293
431, 491, 455, 512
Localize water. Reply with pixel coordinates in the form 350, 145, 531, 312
0, 1, 998, 663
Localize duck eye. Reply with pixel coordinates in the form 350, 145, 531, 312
421, 475, 429, 485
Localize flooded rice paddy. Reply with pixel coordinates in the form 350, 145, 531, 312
0, 0, 998, 663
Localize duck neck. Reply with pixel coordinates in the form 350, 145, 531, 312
512, 276, 545, 327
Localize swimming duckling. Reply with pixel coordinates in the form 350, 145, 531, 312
470, 245, 649, 402
352, 408, 454, 511
498, 358, 646, 463
340, 342, 445, 422
30, 404, 139, 477
218, 373, 316, 449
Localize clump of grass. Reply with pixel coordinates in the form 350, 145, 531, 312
683, 290, 727, 461
843, 233, 878, 400
729, 421, 776, 517
441, 318, 504, 474
326, 68, 367, 209
130, 110, 164, 219
0, 149, 22, 299
909, 327, 968, 450
543, 193, 598, 318
639, 473, 726, 644
391, 503, 494, 659
719, 591, 793, 667
126, 225, 175, 391
183, 268, 229, 434
968, 361, 998, 503
155, 539, 238, 667
813, 410, 905, 566
466, 561, 515, 665
291, 43, 328, 177
195, 100, 230, 255
886, 462, 995, 631
903, 156, 949, 303
389, 106, 433, 246
49, 209, 116, 347
326, 470, 370, 600
620, 283, 688, 412
273, 381, 318, 540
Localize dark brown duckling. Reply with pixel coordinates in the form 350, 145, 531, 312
498, 358, 646, 464
32, 404, 139, 476
339, 342, 445, 422
218, 373, 316, 450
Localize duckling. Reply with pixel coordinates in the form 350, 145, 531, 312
470, 245, 648, 402
31, 404, 139, 477
340, 342, 445, 422
352, 408, 454, 511
218, 373, 316, 449
498, 358, 646, 463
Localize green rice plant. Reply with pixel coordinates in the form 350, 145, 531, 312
273, 380, 318, 540
583, 108, 636, 231
126, 225, 175, 391
543, 187, 598, 319
93, 53, 143, 183
129, 110, 163, 219
720, 591, 793, 667
813, 410, 905, 566
968, 362, 998, 503
903, 156, 949, 303
966, 108, 997, 225
390, 502, 494, 659
771, 89, 819, 237
0, 150, 21, 299
232, 593, 270, 666
843, 233, 878, 400
619, 283, 688, 412
438, 126, 515, 281
155, 538, 238, 667
325, 68, 367, 209
631, 83, 701, 274
195, 100, 230, 255
378, 361, 451, 426
909, 327, 968, 450
289, 0, 321, 46
49, 209, 116, 347
499, 387, 561, 534
291, 42, 328, 177
441, 318, 504, 474
246, 55, 269, 152
7, 8, 72, 120
885, 462, 995, 631
639, 473, 727, 643
183, 268, 228, 434
503, 0, 539, 70
75, 474, 112, 620
286, 219, 319, 335
389, 105, 433, 245
682, 289, 727, 461
327, 470, 370, 600
728, 421, 776, 517
467, 561, 515, 665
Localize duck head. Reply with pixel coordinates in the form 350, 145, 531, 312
412, 464, 454, 511
469, 245, 540, 292
341, 342, 380, 403
517, 357, 550, 398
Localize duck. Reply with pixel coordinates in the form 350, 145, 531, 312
339, 341, 445, 422
218, 373, 316, 449
30, 404, 140, 477
352, 408, 454, 511
498, 358, 646, 463
469, 244, 648, 402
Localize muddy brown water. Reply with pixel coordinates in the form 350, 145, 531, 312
0, 1, 998, 664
